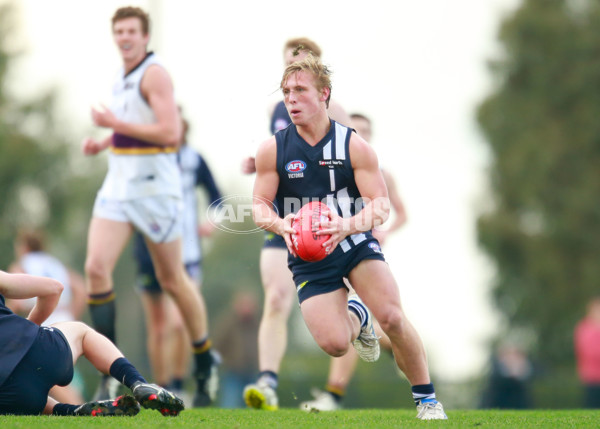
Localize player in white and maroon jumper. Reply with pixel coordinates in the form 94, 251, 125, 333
81, 6, 216, 406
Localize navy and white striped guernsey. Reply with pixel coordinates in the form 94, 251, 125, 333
274, 120, 370, 257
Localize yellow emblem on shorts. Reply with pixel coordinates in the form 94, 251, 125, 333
296, 281, 308, 292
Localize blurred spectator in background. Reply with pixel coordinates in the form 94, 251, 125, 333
480, 342, 533, 409
574, 297, 600, 408
214, 291, 260, 408
7, 227, 86, 404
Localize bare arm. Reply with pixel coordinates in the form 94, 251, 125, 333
4, 262, 28, 314
81, 134, 112, 156
318, 134, 390, 252
91, 65, 181, 146
372, 169, 407, 245
241, 156, 256, 175
0, 270, 63, 325
252, 137, 297, 256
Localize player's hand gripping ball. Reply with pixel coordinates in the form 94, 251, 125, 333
292, 201, 332, 262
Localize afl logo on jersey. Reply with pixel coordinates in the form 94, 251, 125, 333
368, 242, 382, 253
286, 160, 306, 179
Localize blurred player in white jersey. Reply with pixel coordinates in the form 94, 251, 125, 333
7, 227, 86, 405
81, 6, 217, 406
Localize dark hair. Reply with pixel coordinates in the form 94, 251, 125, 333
16, 227, 45, 252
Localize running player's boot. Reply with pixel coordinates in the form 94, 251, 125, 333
243, 380, 279, 411
131, 382, 184, 416
416, 400, 448, 420
92, 374, 120, 400
348, 294, 380, 362
74, 395, 140, 416
300, 388, 340, 412
193, 350, 220, 407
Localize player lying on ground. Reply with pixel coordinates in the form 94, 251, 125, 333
0, 270, 184, 416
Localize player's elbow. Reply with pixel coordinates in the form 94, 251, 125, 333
49, 279, 64, 297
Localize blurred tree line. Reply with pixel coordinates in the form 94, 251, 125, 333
477, 0, 600, 405
0, 4, 103, 271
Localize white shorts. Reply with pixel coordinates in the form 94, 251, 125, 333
93, 195, 183, 243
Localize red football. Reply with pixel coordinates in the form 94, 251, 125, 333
292, 201, 332, 262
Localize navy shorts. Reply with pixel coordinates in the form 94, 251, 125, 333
0, 327, 73, 415
291, 239, 386, 304
136, 261, 202, 294
262, 232, 287, 249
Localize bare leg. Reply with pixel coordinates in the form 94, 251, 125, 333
308, 315, 391, 411
166, 296, 191, 382
145, 239, 207, 341
48, 385, 84, 405
349, 259, 430, 386
257, 248, 296, 372
43, 397, 59, 415
53, 321, 124, 372
300, 288, 361, 357
139, 293, 171, 386
84, 218, 133, 295
327, 349, 360, 390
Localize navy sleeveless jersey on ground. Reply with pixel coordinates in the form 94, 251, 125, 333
0, 294, 40, 387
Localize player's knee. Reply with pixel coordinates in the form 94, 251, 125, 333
154, 273, 178, 295
84, 258, 110, 285
321, 340, 350, 357
377, 308, 405, 335
263, 285, 293, 314
317, 335, 350, 357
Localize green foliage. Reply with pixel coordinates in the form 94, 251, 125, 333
476, 0, 600, 365
0, 3, 103, 270
202, 219, 264, 319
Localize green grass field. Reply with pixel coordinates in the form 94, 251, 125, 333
2, 409, 600, 429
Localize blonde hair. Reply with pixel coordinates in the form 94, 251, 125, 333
280, 54, 332, 108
